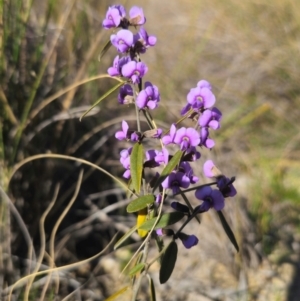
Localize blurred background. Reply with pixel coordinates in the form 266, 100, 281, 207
1, 0, 300, 300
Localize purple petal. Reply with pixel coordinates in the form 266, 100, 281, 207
203, 160, 215, 178
201, 88, 216, 108
195, 186, 212, 200
211, 190, 225, 211
197, 80, 212, 89
129, 6, 146, 25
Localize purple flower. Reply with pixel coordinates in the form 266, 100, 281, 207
118, 84, 134, 104
144, 149, 160, 168
154, 147, 169, 165
178, 233, 199, 249
102, 5, 126, 29
199, 127, 215, 149
173, 127, 200, 151
121, 60, 148, 84
162, 124, 177, 145
199, 107, 222, 129
187, 80, 216, 110
162, 171, 190, 195
134, 27, 157, 53
183, 146, 201, 162
203, 160, 237, 198
108, 55, 131, 77
129, 6, 146, 25
179, 161, 198, 184
110, 29, 134, 53
195, 186, 225, 211
217, 176, 237, 198
120, 147, 132, 179
136, 81, 160, 109
115, 120, 139, 141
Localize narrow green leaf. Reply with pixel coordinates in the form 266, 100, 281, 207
159, 241, 178, 284
147, 275, 157, 301
152, 150, 183, 192
127, 195, 155, 213
80, 81, 125, 121
103, 286, 129, 301
138, 212, 184, 231
217, 211, 239, 252
130, 142, 144, 194
98, 39, 112, 62
128, 262, 145, 277
114, 225, 137, 250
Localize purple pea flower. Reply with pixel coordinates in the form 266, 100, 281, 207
217, 176, 237, 198
144, 149, 160, 168
183, 146, 201, 162
199, 127, 215, 149
115, 120, 139, 141
187, 80, 216, 109
102, 5, 126, 29
173, 127, 200, 151
162, 171, 190, 195
118, 84, 134, 104
154, 147, 169, 165
136, 81, 160, 109
195, 186, 225, 211
178, 233, 199, 249
162, 124, 177, 146
129, 6, 146, 25
108, 55, 131, 77
120, 147, 132, 179
199, 107, 222, 129
122, 60, 148, 84
179, 161, 198, 184
110, 29, 134, 53
203, 160, 237, 198
134, 27, 157, 53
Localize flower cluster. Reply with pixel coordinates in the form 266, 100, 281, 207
103, 4, 237, 253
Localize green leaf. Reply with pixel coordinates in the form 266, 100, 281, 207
147, 275, 157, 301
80, 81, 125, 120
98, 39, 112, 62
127, 195, 155, 213
159, 240, 178, 284
114, 225, 137, 250
128, 262, 145, 277
130, 142, 144, 194
217, 211, 239, 252
152, 150, 183, 192
138, 212, 184, 231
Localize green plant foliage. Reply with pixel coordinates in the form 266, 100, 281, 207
159, 240, 178, 284
128, 262, 145, 277
127, 195, 155, 213
130, 142, 144, 194
217, 211, 239, 252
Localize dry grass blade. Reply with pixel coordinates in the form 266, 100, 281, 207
23, 184, 60, 301
24, 75, 124, 130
